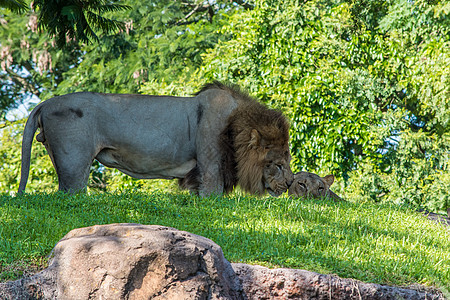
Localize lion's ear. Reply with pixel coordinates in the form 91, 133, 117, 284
249, 129, 261, 148
323, 174, 334, 187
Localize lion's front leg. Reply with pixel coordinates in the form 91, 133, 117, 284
195, 90, 238, 197
196, 142, 224, 197
196, 117, 226, 197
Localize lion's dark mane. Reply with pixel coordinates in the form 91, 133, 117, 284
179, 81, 290, 195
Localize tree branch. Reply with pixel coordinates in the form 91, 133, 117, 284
176, 0, 254, 26
176, 3, 203, 25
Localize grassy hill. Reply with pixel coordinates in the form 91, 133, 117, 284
0, 191, 449, 294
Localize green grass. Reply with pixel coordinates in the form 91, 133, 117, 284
0, 191, 449, 294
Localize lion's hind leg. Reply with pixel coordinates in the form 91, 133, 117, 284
45, 141, 95, 193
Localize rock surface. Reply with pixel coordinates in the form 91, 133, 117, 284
232, 263, 443, 300
0, 223, 444, 300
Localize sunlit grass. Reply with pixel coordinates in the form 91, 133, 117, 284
0, 191, 449, 293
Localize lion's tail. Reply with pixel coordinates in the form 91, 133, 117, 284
18, 105, 42, 194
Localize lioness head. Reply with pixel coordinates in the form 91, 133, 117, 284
288, 171, 342, 201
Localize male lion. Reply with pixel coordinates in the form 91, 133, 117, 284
288, 171, 342, 201
18, 81, 293, 197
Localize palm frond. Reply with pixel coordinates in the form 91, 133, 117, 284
0, 0, 28, 12
32, 0, 130, 47
88, 3, 131, 14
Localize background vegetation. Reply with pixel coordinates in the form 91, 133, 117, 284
0, 0, 449, 293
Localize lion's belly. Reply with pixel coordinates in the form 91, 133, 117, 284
91, 95, 200, 180
95, 148, 197, 179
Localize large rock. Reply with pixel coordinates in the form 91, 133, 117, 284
0, 224, 444, 300
0, 224, 242, 299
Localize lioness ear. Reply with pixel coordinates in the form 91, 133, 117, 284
323, 175, 334, 187
249, 129, 261, 148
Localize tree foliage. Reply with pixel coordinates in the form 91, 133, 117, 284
53, 0, 242, 96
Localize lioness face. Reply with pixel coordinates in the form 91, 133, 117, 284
288, 171, 341, 200
263, 148, 294, 197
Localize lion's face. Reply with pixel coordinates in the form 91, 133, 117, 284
288, 171, 339, 200
262, 148, 294, 197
